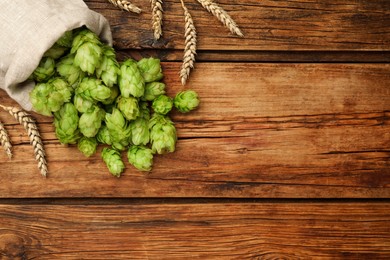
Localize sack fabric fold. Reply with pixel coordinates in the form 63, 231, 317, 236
0, 0, 112, 111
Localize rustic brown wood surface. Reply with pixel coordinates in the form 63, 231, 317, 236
1, 0, 389, 258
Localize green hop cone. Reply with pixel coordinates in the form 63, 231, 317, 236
79, 106, 105, 138
105, 108, 131, 143
118, 59, 145, 98
174, 90, 200, 113
56, 30, 73, 48
53, 103, 81, 144
130, 102, 150, 145
149, 113, 177, 154
96, 125, 112, 145
30, 77, 73, 116
32, 57, 55, 82
43, 43, 68, 60
101, 85, 119, 105
142, 82, 166, 101
56, 54, 85, 87
78, 136, 98, 157
137, 57, 163, 83
96, 46, 119, 88
152, 95, 173, 115
76, 77, 111, 102
112, 140, 130, 151
117, 96, 140, 121
71, 29, 103, 75
73, 94, 95, 113
101, 147, 125, 177
127, 145, 153, 171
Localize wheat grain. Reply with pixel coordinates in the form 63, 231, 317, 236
0, 105, 48, 177
108, 0, 142, 14
0, 121, 12, 159
180, 0, 197, 85
196, 0, 243, 37
151, 0, 163, 40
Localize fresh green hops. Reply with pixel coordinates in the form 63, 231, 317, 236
118, 59, 145, 98
78, 137, 98, 157
127, 145, 153, 171
73, 94, 95, 113
96, 45, 119, 88
149, 113, 177, 154
76, 77, 111, 102
117, 96, 140, 121
96, 125, 112, 145
152, 95, 173, 115
137, 57, 163, 83
71, 29, 103, 75
43, 43, 68, 60
142, 82, 166, 101
32, 57, 55, 82
56, 30, 73, 48
101, 147, 125, 177
105, 108, 131, 143
174, 90, 200, 113
79, 106, 105, 138
53, 103, 81, 144
129, 102, 150, 146
101, 85, 119, 105
30, 77, 73, 116
56, 54, 85, 87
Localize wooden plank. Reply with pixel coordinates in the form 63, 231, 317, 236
0, 202, 389, 259
0, 63, 388, 198
85, 0, 390, 51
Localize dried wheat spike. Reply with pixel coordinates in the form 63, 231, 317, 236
151, 0, 163, 40
0, 105, 48, 177
180, 0, 197, 85
0, 121, 12, 159
197, 0, 243, 37
107, 0, 142, 14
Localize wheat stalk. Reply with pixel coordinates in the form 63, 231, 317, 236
179, 0, 197, 85
0, 121, 12, 159
107, 0, 142, 14
196, 0, 243, 37
151, 0, 163, 40
0, 105, 48, 177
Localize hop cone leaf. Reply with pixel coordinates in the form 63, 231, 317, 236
105, 108, 131, 143
71, 29, 103, 75
96, 124, 112, 145
149, 113, 177, 154
101, 147, 125, 177
32, 57, 55, 82
130, 102, 150, 145
76, 77, 111, 102
78, 136, 98, 157
137, 57, 163, 83
117, 96, 140, 121
56, 30, 73, 48
79, 106, 105, 138
173, 90, 200, 113
101, 85, 119, 105
118, 59, 145, 98
56, 54, 85, 87
152, 95, 173, 115
43, 43, 68, 60
53, 103, 81, 144
96, 46, 119, 87
142, 82, 166, 101
73, 94, 96, 113
112, 140, 130, 151
127, 145, 153, 171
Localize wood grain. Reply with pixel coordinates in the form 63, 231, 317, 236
85, 0, 390, 51
0, 63, 388, 198
0, 202, 389, 259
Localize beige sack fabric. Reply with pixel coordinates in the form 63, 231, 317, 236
0, 0, 112, 111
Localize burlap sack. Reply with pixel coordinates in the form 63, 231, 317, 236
0, 0, 113, 111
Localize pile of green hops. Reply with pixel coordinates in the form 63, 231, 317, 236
29, 27, 200, 177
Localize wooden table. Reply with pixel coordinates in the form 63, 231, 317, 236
1, 0, 389, 258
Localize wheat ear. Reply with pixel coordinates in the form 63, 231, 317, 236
180, 0, 197, 85
0, 121, 12, 159
196, 0, 243, 37
107, 0, 142, 14
151, 0, 163, 40
0, 105, 48, 177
